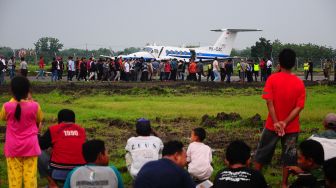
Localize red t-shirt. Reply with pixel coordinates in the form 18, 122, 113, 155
262, 72, 306, 133
189, 62, 197, 73
49, 123, 86, 167
39, 59, 45, 69
164, 63, 171, 72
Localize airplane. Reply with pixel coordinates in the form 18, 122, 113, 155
124, 29, 262, 61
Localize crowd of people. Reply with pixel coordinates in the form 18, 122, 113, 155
1, 54, 335, 85
1, 48, 336, 188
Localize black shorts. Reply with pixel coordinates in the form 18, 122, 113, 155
254, 128, 298, 166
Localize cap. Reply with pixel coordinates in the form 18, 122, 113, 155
325, 113, 336, 128
136, 118, 151, 136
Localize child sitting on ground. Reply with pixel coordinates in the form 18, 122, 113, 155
187, 127, 213, 183
323, 157, 336, 188
125, 118, 163, 178
288, 139, 325, 188
213, 140, 268, 188
64, 139, 123, 188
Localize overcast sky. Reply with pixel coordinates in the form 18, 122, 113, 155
1, 0, 335, 51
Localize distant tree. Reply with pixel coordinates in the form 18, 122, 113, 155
271, 39, 334, 59
230, 47, 251, 57
251, 37, 272, 59
122, 47, 141, 55
34, 37, 63, 61
0, 47, 14, 58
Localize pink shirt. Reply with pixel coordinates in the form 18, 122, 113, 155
1, 100, 43, 157
187, 142, 213, 180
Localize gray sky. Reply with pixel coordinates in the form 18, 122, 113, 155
1, 0, 335, 51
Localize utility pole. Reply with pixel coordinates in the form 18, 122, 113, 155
86, 43, 88, 57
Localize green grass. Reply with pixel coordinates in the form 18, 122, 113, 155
0, 85, 336, 187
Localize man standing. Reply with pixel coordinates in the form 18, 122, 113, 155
67, 56, 75, 81
307, 59, 313, 81
225, 59, 233, 83
303, 60, 309, 81
260, 58, 267, 82
56, 57, 63, 80
323, 59, 332, 81
266, 58, 273, 80
188, 60, 197, 81
254, 61, 260, 82
240, 59, 247, 83
196, 59, 204, 82
254, 49, 306, 188
20, 57, 28, 77
7, 56, 15, 79
212, 58, 220, 81
220, 60, 226, 82
134, 140, 195, 188
170, 58, 178, 81
124, 59, 130, 82
51, 57, 58, 82
0, 55, 6, 85
36, 56, 45, 79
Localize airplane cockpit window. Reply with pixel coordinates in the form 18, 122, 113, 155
144, 47, 153, 53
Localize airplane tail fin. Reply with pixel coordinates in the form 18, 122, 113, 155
211, 29, 262, 55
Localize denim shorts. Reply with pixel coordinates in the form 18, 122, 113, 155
254, 128, 298, 166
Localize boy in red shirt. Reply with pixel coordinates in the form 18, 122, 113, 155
254, 48, 306, 188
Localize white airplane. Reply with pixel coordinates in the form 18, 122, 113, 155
125, 29, 262, 61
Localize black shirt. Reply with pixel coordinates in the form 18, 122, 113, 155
213, 167, 268, 188
134, 158, 195, 188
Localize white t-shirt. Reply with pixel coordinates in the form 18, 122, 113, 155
266, 60, 272, 68
187, 142, 213, 180
20, 61, 28, 70
68, 60, 75, 71
309, 135, 336, 160
212, 60, 219, 71
124, 62, 130, 73
125, 136, 163, 177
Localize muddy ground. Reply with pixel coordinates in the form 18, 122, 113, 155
0, 80, 333, 95
0, 112, 264, 158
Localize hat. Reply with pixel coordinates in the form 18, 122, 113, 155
325, 113, 336, 128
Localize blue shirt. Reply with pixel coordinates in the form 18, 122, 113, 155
134, 158, 195, 188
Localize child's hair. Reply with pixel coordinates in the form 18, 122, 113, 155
162, 140, 184, 156
136, 118, 151, 136
57, 109, 75, 123
323, 157, 336, 186
193, 127, 206, 142
82, 139, 105, 163
20, 57, 25, 61
279, 48, 296, 70
11, 76, 30, 121
299, 139, 324, 165
226, 140, 251, 165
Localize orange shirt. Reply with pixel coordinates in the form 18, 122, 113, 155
262, 72, 306, 133
189, 62, 197, 73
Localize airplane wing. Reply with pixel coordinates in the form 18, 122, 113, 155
211, 29, 262, 32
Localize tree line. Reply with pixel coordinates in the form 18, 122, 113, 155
231, 37, 336, 60
0, 37, 335, 64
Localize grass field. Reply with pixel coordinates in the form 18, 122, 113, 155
0, 84, 335, 187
